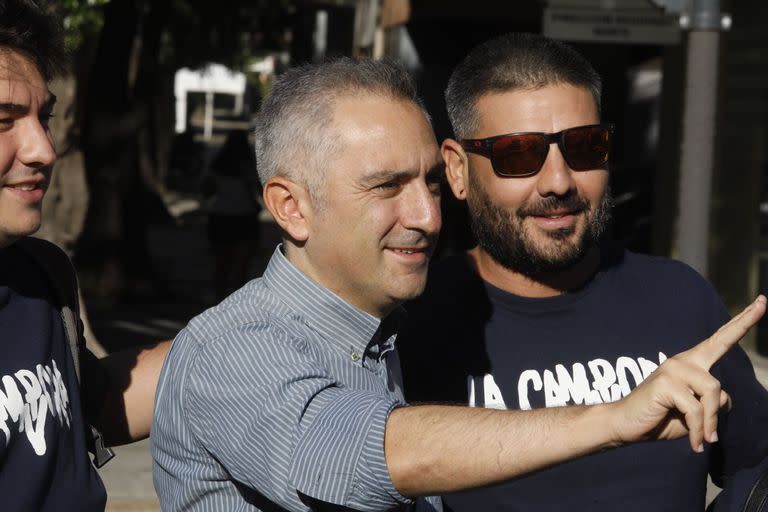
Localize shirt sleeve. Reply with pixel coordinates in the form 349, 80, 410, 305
183, 322, 413, 511
710, 344, 768, 485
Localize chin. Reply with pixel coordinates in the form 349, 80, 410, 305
7, 218, 42, 240
393, 281, 428, 303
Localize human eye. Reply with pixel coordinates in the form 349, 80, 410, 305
376, 180, 401, 190
372, 177, 404, 195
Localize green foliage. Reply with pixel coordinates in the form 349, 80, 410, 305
163, 0, 293, 70
63, 0, 293, 70
61, 0, 111, 50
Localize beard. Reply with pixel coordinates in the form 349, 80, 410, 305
466, 171, 612, 279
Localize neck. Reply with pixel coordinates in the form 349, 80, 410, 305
469, 245, 601, 298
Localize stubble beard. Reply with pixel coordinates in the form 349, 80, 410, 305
466, 171, 613, 279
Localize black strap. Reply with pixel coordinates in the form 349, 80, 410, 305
744, 467, 768, 512
16, 237, 115, 467
17, 237, 81, 377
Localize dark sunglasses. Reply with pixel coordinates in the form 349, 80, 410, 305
460, 123, 615, 177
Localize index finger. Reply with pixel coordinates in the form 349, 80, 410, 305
683, 295, 766, 370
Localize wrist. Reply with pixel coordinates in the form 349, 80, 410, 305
583, 402, 624, 451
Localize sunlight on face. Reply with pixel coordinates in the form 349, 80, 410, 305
302, 95, 442, 317
0, 49, 56, 248
465, 85, 610, 276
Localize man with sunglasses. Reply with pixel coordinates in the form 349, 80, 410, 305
399, 32, 768, 510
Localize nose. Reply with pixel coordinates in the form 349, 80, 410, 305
535, 144, 576, 198
404, 180, 441, 236
17, 118, 56, 169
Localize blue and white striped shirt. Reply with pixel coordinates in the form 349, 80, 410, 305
152, 246, 441, 511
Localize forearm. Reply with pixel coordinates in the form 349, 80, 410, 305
385, 403, 618, 497
386, 297, 768, 497
94, 340, 171, 444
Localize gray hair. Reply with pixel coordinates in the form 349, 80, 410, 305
445, 33, 602, 140
254, 57, 428, 202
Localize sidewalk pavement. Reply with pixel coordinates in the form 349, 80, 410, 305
88, 219, 768, 510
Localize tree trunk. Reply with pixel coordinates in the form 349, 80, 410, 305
78, 0, 148, 300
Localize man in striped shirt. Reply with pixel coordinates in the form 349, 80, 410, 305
152, 58, 765, 511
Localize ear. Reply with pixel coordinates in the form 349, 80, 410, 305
441, 138, 469, 201
262, 176, 313, 242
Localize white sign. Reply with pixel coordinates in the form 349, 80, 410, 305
544, 7, 681, 45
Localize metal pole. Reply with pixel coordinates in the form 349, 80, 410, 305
204, 91, 214, 141
675, 0, 725, 276
675, 30, 719, 275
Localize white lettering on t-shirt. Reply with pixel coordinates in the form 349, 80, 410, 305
470, 353, 669, 411
468, 373, 509, 409
0, 360, 72, 455
517, 370, 543, 410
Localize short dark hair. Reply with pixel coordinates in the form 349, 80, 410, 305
254, 57, 428, 201
445, 32, 602, 139
0, 0, 66, 81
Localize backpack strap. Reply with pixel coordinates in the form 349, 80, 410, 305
744, 466, 768, 512
17, 237, 82, 375
16, 237, 115, 467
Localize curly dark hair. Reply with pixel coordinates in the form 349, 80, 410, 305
0, 0, 66, 80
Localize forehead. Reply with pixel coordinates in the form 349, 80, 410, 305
474, 84, 599, 137
330, 94, 440, 175
0, 49, 49, 105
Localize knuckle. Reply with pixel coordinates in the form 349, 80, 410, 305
666, 357, 684, 370
704, 379, 721, 395
691, 400, 704, 415
653, 372, 671, 387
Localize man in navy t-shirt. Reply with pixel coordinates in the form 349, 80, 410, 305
0, 1, 169, 509
399, 33, 768, 511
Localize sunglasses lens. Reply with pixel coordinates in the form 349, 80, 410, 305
562, 125, 611, 170
491, 135, 548, 176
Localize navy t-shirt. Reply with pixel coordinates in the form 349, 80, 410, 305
399, 243, 768, 511
0, 244, 106, 511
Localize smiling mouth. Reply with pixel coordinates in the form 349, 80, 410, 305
2, 178, 48, 204
389, 246, 434, 261
7, 183, 40, 191
539, 212, 577, 219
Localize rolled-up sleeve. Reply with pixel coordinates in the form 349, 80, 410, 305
290, 387, 411, 509
184, 323, 413, 511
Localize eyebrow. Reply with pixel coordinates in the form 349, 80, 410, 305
0, 103, 28, 114
0, 93, 57, 114
359, 168, 416, 187
360, 158, 445, 185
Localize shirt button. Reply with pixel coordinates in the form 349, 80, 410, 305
350, 350, 361, 362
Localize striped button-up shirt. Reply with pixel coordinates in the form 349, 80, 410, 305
152, 246, 441, 511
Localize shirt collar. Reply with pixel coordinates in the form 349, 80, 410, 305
263, 245, 401, 363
